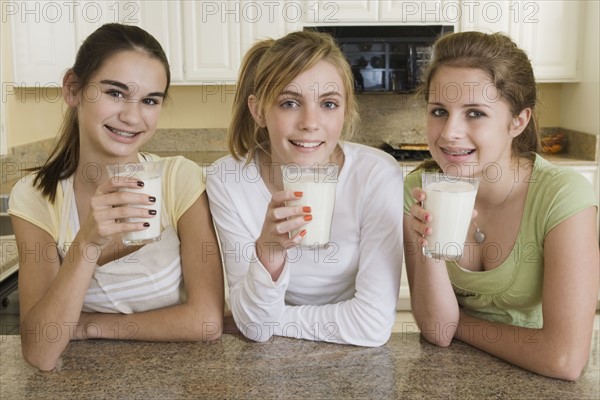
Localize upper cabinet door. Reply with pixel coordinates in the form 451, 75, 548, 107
303, 0, 379, 23
518, 0, 583, 82
460, 0, 583, 82
10, 4, 77, 86
240, 0, 301, 56
136, 2, 184, 82
9, 1, 183, 86
380, 0, 460, 24
72, 1, 184, 82
182, 1, 241, 82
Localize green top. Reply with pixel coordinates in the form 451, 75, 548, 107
403, 154, 598, 328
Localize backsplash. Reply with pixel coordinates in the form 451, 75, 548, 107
355, 93, 427, 147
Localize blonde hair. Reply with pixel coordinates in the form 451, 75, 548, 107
228, 30, 359, 161
419, 31, 541, 158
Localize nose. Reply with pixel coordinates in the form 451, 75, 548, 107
439, 115, 466, 141
298, 105, 319, 132
119, 100, 142, 125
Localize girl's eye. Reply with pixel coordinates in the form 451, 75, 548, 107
467, 110, 486, 118
431, 108, 447, 117
106, 90, 124, 99
280, 99, 299, 108
322, 101, 338, 109
143, 98, 160, 106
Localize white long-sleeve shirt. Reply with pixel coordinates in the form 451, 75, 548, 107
206, 142, 404, 346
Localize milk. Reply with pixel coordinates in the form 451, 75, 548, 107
107, 161, 163, 246
120, 174, 162, 246
423, 179, 478, 260
282, 165, 338, 248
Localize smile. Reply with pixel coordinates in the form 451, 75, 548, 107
442, 148, 475, 156
106, 125, 139, 138
290, 140, 323, 148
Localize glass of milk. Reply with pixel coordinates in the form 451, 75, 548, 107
281, 164, 338, 248
106, 161, 163, 246
421, 173, 479, 261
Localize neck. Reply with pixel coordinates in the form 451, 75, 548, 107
475, 157, 523, 210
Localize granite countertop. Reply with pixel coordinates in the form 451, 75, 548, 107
1, 332, 598, 399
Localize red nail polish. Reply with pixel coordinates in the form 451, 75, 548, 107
304, 215, 312, 221
299, 229, 307, 237
302, 206, 311, 213
294, 191, 303, 198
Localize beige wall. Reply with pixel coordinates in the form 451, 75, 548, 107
560, 0, 600, 135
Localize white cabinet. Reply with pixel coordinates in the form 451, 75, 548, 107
460, 0, 583, 82
181, 0, 300, 82
182, 1, 241, 82
240, 0, 301, 54
304, 0, 460, 25
9, 0, 585, 85
303, 0, 379, 23
571, 165, 600, 233
9, 1, 300, 85
9, 1, 184, 85
10, 4, 77, 86
380, 0, 460, 24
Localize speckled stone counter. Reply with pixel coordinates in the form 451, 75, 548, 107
1, 333, 598, 399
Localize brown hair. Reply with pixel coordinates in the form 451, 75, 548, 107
228, 30, 360, 161
417, 31, 541, 170
32, 23, 171, 202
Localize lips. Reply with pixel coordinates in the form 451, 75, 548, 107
106, 125, 140, 138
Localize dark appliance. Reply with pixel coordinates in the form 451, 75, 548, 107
307, 25, 453, 92
380, 142, 431, 162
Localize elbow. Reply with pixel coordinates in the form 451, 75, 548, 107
187, 316, 224, 342
546, 353, 588, 381
21, 345, 59, 372
416, 319, 456, 348
421, 331, 453, 348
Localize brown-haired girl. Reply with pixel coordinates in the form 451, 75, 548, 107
9, 23, 224, 370
404, 31, 598, 380
207, 31, 403, 346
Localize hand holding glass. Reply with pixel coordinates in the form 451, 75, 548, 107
106, 161, 163, 246
281, 164, 338, 248
421, 173, 479, 260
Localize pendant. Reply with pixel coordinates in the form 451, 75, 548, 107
474, 228, 486, 244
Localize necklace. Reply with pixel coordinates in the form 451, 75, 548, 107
472, 179, 517, 244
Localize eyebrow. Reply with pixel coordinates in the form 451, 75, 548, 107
100, 79, 165, 98
428, 101, 492, 109
279, 90, 342, 99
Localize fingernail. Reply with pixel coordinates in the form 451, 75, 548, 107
425, 214, 431, 222
294, 191, 303, 198
299, 229, 307, 237
302, 206, 311, 213
304, 215, 312, 221
137, 181, 144, 187
143, 222, 150, 227
149, 196, 156, 202
149, 210, 157, 215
